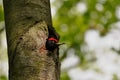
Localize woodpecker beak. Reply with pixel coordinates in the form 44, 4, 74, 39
57, 43, 65, 46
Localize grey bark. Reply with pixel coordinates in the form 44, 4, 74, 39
3, 0, 60, 80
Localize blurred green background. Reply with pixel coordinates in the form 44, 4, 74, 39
1, 0, 120, 80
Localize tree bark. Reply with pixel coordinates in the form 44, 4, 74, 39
3, 0, 60, 80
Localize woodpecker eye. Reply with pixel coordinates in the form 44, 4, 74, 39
51, 40, 56, 43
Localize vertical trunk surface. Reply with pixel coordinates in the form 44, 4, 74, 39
3, 0, 60, 80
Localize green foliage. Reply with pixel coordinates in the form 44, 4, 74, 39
113, 74, 119, 80
0, 6, 4, 21
53, 0, 120, 61
0, 75, 7, 80
60, 72, 70, 80
52, 0, 120, 79
0, 4, 6, 80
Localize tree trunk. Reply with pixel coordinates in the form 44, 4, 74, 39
3, 0, 60, 80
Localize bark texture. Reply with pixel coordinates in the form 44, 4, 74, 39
3, 0, 60, 80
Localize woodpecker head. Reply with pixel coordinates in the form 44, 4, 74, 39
46, 25, 64, 51
46, 36, 64, 51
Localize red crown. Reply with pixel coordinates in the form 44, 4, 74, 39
48, 37, 58, 43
